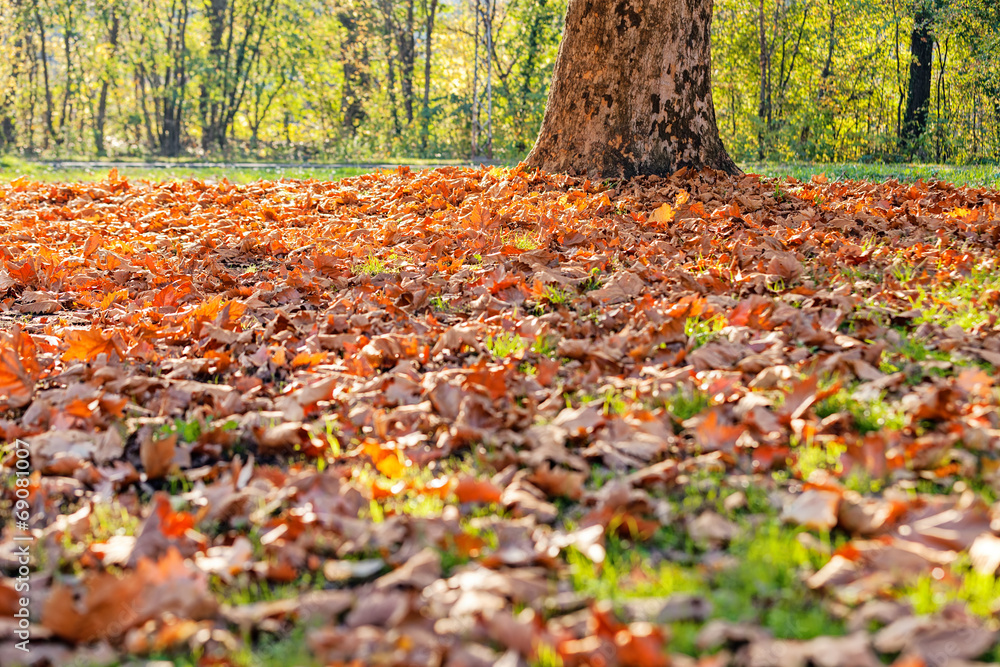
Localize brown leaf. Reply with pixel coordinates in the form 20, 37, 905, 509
782, 488, 842, 532
590, 271, 644, 304
140, 432, 176, 480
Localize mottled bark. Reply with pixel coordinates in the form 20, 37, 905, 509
526, 0, 738, 178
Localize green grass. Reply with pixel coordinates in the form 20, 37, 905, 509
580, 269, 604, 292
814, 388, 905, 433
744, 161, 1000, 188
543, 285, 572, 306
910, 269, 1000, 331
578, 387, 629, 416
793, 438, 847, 480
531, 334, 559, 358
906, 557, 1000, 627
157, 415, 238, 443
141, 625, 318, 667
486, 331, 529, 358
0, 156, 376, 184
662, 386, 711, 422
685, 315, 726, 348
566, 516, 842, 655
8, 156, 996, 189
352, 253, 399, 276
504, 231, 540, 250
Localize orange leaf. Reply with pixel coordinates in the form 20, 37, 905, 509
64, 398, 98, 419
452, 532, 486, 558
362, 440, 408, 479
99, 289, 129, 309
614, 623, 669, 667
648, 203, 675, 224
63, 328, 120, 362
0, 326, 40, 409
291, 350, 326, 369
83, 233, 104, 258
454, 476, 503, 504
415, 476, 454, 499
694, 408, 746, 452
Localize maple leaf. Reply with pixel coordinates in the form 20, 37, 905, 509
62, 327, 121, 362
0, 326, 40, 409
692, 408, 746, 452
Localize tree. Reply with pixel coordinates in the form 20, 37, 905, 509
93, 0, 121, 156
338, 6, 373, 136
526, 0, 738, 177
197, 0, 278, 152
900, 0, 936, 155
132, 0, 190, 157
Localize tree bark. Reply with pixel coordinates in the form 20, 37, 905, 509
756, 0, 769, 160
378, 0, 401, 136
526, 0, 738, 178
419, 0, 438, 151
57, 1, 74, 142
32, 0, 54, 149
339, 10, 369, 135
94, 5, 120, 156
159, 0, 189, 157
397, 0, 416, 125
200, 0, 228, 151
900, 0, 934, 154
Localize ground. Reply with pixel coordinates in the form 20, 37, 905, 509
0, 162, 999, 666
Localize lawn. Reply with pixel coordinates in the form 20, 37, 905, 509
3, 155, 999, 188
1, 163, 999, 666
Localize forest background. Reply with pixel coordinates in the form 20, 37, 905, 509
0, 0, 997, 166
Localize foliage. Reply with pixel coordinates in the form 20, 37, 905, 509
0, 0, 997, 162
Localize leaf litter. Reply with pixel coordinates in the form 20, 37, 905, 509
1, 165, 1000, 665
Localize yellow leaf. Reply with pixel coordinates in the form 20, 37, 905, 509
649, 203, 675, 223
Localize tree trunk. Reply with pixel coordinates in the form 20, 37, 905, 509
159, 0, 189, 157
419, 0, 438, 151
756, 0, 769, 160
900, 0, 934, 154
526, 0, 738, 178
514, 0, 547, 153
397, 0, 416, 125
200, 0, 228, 151
32, 0, 54, 149
94, 7, 120, 157
339, 11, 369, 135
820, 0, 834, 82
57, 2, 74, 143
379, 0, 401, 136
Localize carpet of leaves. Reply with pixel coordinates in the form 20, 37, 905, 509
2, 164, 1000, 666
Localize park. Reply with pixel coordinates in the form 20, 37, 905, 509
1, 0, 1000, 665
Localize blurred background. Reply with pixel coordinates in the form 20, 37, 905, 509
0, 0, 996, 166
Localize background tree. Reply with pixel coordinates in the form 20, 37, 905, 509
900, 0, 937, 156
0, 0, 994, 163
